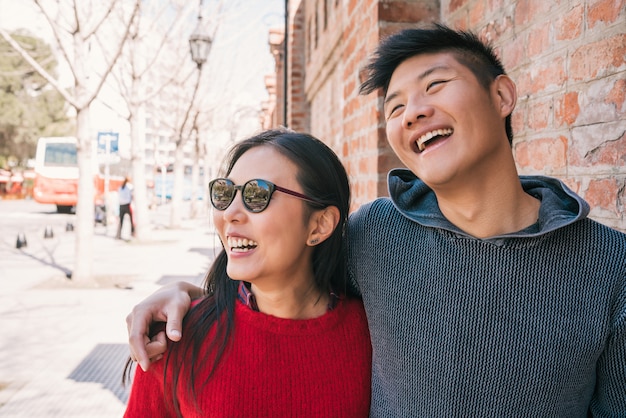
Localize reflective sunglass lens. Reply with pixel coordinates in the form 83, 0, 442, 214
211, 179, 234, 210
243, 180, 271, 212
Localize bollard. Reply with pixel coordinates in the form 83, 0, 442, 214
44, 226, 54, 239
66, 222, 74, 232
16, 233, 27, 249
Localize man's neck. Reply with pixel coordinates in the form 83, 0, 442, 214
436, 174, 541, 239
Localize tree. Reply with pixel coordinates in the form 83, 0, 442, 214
165, 0, 222, 229
0, 0, 140, 282
164, 0, 271, 227
0, 30, 72, 166
107, 0, 196, 240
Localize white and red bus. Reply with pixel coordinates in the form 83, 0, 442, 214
33, 136, 125, 213
33, 136, 80, 213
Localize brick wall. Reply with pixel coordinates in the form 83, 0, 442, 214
444, 0, 626, 231
273, 0, 625, 231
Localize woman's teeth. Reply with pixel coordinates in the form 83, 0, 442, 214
227, 237, 258, 252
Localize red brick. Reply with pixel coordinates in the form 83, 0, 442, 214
527, 23, 549, 57
514, 136, 568, 171
570, 130, 626, 167
450, 15, 469, 31
448, 0, 468, 14
367, 179, 378, 199
562, 178, 581, 195
469, 0, 486, 27
570, 34, 626, 80
514, 71, 533, 98
589, 0, 626, 28
378, 151, 403, 173
606, 78, 626, 110
555, 92, 580, 126
501, 34, 526, 69
379, 1, 439, 23
377, 178, 390, 197
528, 99, 551, 130
555, 4, 583, 41
529, 56, 566, 92
584, 178, 620, 214
376, 126, 388, 148
511, 105, 526, 136
514, 0, 553, 27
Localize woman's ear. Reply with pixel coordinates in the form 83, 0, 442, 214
307, 206, 340, 246
493, 74, 517, 118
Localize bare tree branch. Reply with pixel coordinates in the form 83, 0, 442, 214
136, 5, 189, 80
82, 0, 140, 107
82, 0, 116, 39
0, 28, 79, 108
34, 0, 79, 84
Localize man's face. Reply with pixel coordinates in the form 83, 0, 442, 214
383, 52, 512, 190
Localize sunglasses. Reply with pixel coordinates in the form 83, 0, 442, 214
208, 178, 325, 213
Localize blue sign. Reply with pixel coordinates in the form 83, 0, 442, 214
97, 132, 119, 154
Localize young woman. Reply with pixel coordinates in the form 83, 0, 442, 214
123, 129, 372, 417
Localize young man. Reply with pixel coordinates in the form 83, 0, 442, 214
126, 25, 626, 416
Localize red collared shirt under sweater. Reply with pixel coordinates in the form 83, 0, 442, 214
124, 295, 372, 417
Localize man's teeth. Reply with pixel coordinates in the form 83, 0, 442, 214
227, 237, 258, 252
417, 128, 453, 151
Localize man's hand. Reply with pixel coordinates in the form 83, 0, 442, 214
126, 281, 204, 371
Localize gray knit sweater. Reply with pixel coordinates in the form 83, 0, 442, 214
347, 170, 626, 417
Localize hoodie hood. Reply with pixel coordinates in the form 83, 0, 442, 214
388, 168, 590, 239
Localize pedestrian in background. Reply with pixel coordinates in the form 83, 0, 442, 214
116, 177, 134, 239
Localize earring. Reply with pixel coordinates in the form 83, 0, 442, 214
309, 238, 319, 245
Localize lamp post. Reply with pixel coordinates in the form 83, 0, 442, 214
174, 0, 211, 224
189, 0, 212, 69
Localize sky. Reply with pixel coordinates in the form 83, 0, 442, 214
203, 0, 285, 107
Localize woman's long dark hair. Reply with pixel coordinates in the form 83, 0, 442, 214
138, 129, 351, 416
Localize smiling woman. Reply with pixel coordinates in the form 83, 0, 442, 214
123, 128, 372, 418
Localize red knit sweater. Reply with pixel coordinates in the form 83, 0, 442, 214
124, 297, 372, 417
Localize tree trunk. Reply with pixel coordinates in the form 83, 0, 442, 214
202, 141, 212, 215
70, 26, 95, 283
129, 102, 150, 241
169, 147, 185, 228
190, 136, 201, 219
72, 106, 95, 281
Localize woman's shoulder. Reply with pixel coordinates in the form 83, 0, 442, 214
334, 297, 368, 327
339, 296, 365, 310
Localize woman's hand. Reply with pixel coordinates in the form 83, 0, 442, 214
126, 281, 204, 371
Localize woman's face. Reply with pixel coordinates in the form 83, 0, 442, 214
213, 146, 316, 289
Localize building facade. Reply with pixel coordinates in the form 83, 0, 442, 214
264, 0, 625, 232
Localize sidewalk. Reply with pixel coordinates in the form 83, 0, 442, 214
0, 203, 220, 417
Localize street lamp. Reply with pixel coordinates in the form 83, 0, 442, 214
189, 19, 211, 68
189, 1, 212, 69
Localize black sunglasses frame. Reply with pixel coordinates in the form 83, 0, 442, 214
208, 178, 325, 213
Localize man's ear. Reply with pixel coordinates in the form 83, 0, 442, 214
493, 74, 517, 118
306, 206, 340, 246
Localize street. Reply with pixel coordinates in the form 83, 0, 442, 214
0, 199, 217, 417
1, 200, 79, 290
